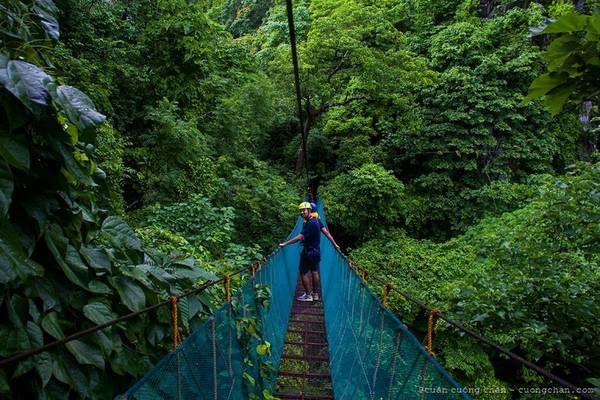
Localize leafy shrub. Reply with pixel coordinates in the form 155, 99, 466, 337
215, 160, 298, 252
320, 163, 405, 241
135, 195, 236, 258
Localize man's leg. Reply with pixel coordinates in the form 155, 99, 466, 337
311, 271, 320, 296
301, 272, 312, 293
297, 255, 313, 301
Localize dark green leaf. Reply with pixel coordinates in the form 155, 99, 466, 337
91, 331, 112, 357
146, 324, 165, 346
34, 352, 53, 387
109, 276, 146, 311
0, 133, 29, 171
83, 301, 116, 324
0, 218, 43, 282
523, 72, 568, 104
0, 159, 13, 217
12, 359, 34, 378
52, 356, 69, 384
88, 280, 112, 294
36, 281, 57, 312
45, 224, 88, 288
0, 57, 51, 115
101, 216, 142, 251
173, 266, 218, 282
28, 299, 41, 323
80, 245, 111, 271
27, 321, 43, 348
63, 355, 91, 397
545, 82, 576, 115
65, 340, 104, 369
41, 312, 64, 340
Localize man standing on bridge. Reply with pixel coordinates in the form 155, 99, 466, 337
279, 202, 340, 302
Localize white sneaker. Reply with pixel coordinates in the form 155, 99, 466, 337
297, 292, 313, 302
312, 293, 320, 301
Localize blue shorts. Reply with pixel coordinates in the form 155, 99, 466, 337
299, 251, 320, 274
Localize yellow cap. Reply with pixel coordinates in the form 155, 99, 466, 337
298, 202, 312, 210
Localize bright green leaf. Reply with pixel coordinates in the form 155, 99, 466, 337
542, 14, 589, 34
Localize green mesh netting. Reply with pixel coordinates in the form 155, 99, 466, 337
117, 199, 469, 400
316, 200, 469, 400
116, 218, 303, 399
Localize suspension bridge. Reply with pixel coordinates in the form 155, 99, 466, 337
115, 199, 469, 400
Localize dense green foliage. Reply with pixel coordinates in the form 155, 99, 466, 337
1, 0, 599, 398
352, 162, 600, 394
0, 2, 222, 398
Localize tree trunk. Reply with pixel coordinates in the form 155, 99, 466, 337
579, 101, 597, 161
295, 100, 326, 175
295, 109, 313, 174
480, 0, 495, 18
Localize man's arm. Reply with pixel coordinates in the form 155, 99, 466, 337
279, 233, 304, 247
321, 227, 340, 251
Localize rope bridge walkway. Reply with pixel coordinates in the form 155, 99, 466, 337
116, 200, 469, 400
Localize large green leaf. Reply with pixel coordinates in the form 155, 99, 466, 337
12, 359, 34, 379
32, 0, 60, 41
80, 245, 111, 271
544, 34, 579, 71
27, 321, 44, 348
0, 56, 51, 115
46, 83, 106, 131
41, 312, 64, 339
52, 355, 69, 385
0, 218, 43, 283
101, 216, 143, 251
36, 281, 58, 312
65, 340, 104, 370
523, 72, 568, 103
0, 133, 30, 171
34, 352, 53, 387
83, 301, 117, 324
109, 276, 146, 311
88, 280, 112, 294
541, 14, 589, 34
545, 82, 576, 115
0, 159, 12, 217
44, 224, 89, 288
91, 331, 112, 357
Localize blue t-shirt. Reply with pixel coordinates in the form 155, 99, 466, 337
301, 217, 321, 254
